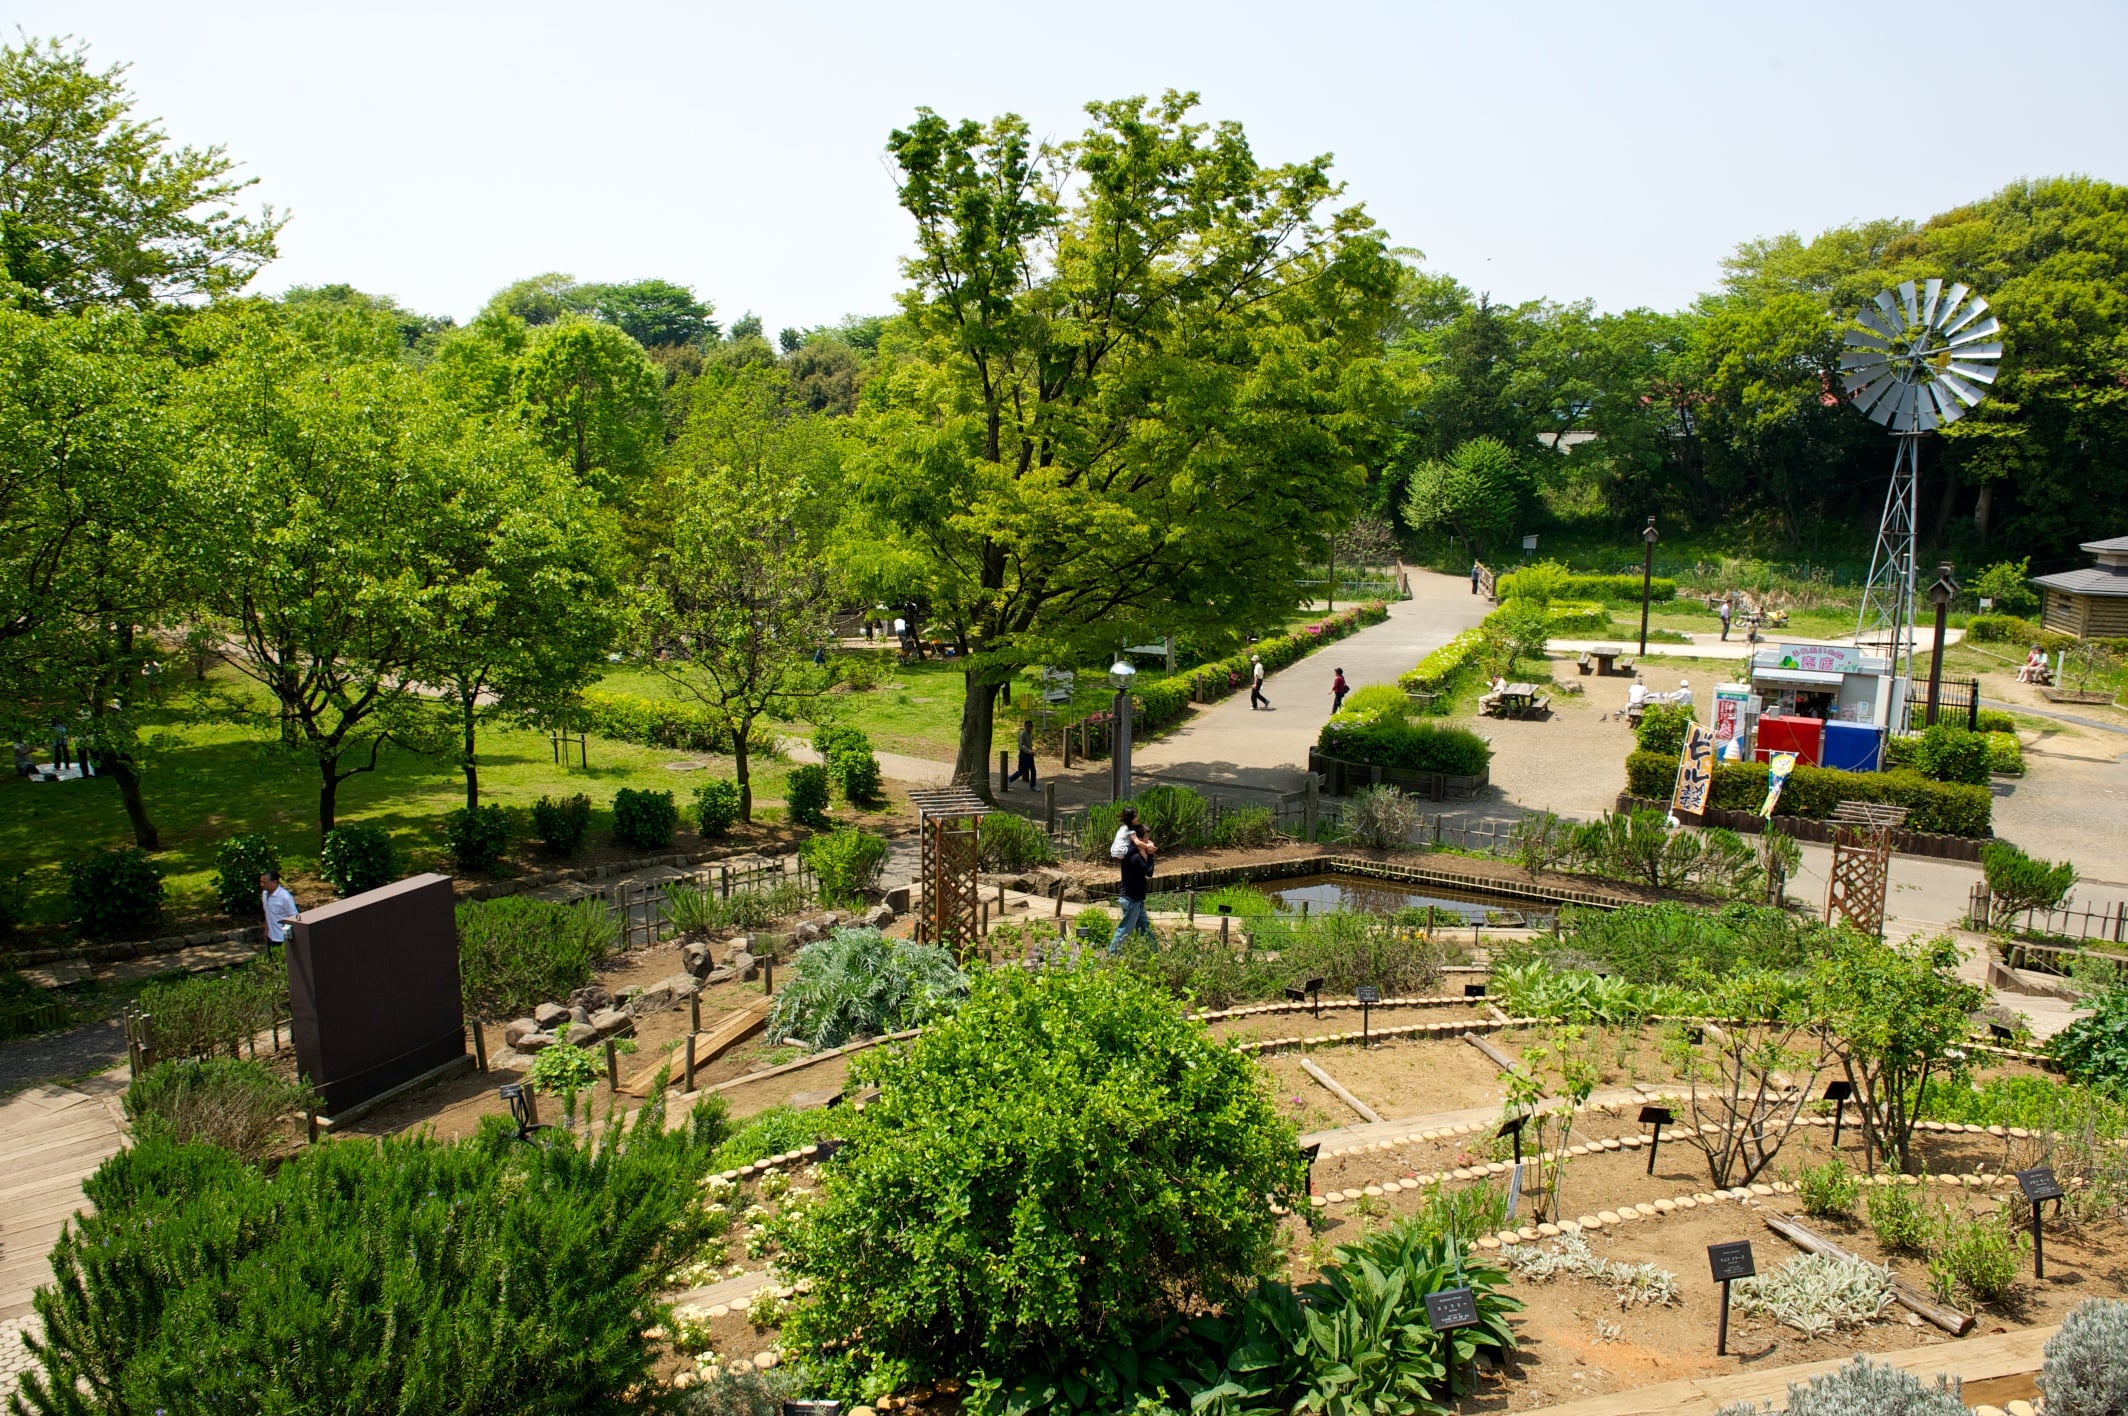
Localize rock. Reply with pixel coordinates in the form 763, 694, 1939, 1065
628, 981, 676, 1016
569, 985, 613, 1013
660, 973, 701, 1001
792, 921, 823, 946
681, 940, 712, 977
589, 1007, 632, 1036
517, 1031, 559, 1053
728, 934, 754, 959
863, 903, 896, 929
503, 1017, 541, 1049
820, 911, 840, 929
729, 949, 760, 982
703, 964, 740, 986
752, 1351, 778, 1371
568, 1004, 590, 1026
534, 1001, 569, 1029
884, 885, 911, 913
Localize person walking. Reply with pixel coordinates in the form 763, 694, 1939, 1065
1108, 820, 1155, 951
1109, 805, 1141, 861
1007, 719, 1037, 788
1249, 654, 1270, 710
260, 868, 300, 950
1469, 560, 1482, 595
1330, 667, 1349, 714
1718, 597, 1732, 641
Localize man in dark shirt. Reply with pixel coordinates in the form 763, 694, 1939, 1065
1108, 823, 1156, 950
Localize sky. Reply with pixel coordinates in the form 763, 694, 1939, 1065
19, 1, 2128, 331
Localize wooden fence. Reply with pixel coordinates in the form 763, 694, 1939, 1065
580, 854, 818, 950
1966, 882, 2128, 949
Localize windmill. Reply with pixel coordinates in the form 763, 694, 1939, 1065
1839, 279, 2004, 726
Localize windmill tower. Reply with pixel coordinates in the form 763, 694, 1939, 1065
1839, 279, 2003, 728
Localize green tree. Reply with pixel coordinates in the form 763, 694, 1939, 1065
581, 277, 716, 347
1402, 436, 1534, 557
644, 368, 843, 821
0, 36, 282, 311
276, 284, 452, 364
1810, 933, 1987, 1173
514, 316, 664, 495
786, 336, 863, 414
479, 270, 584, 326
420, 424, 620, 809
864, 93, 1398, 789
1971, 557, 2038, 616
179, 316, 482, 841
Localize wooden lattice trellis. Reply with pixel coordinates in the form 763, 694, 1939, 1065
1824, 801, 1904, 937
909, 786, 991, 960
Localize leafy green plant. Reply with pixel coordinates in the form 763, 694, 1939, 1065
123, 1057, 312, 1162
802, 827, 888, 904
1214, 805, 1279, 849
708, 1104, 842, 1172
532, 792, 594, 855
442, 803, 512, 873
1733, 1253, 1892, 1338
1796, 1157, 1861, 1218
2040, 1297, 2128, 1416
1714, 1355, 1967, 1416
1985, 731, 2024, 776
1132, 783, 1213, 849
2051, 986, 2128, 1095
1338, 785, 1422, 850
456, 895, 612, 1024
1340, 682, 1414, 719
18, 1100, 725, 1414
526, 1020, 608, 1121
980, 811, 1055, 871
1916, 1073, 2128, 1137
134, 961, 286, 1062
786, 763, 832, 830
1912, 723, 1990, 786
319, 823, 397, 895
1865, 1183, 1932, 1254
814, 724, 883, 804
664, 879, 811, 935
1256, 910, 1449, 998
1634, 701, 1697, 756
1982, 841, 2078, 926
211, 833, 281, 918
766, 927, 966, 1050
611, 787, 678, 850
1972, 558, 2039, 617
774, 963, 1304, 1401
1928, 1210, 2022, 1305
65, 846, 164, 940
1502, 902, 1826, 985
693, 778, 741, 836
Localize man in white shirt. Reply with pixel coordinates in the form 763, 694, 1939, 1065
1674, 677, 1694, 708
261, 869, 299, 947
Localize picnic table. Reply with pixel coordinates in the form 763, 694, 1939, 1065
1576, 645, 1633, 676
1482, 682, 1550, 719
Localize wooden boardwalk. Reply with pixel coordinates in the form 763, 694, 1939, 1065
0, 1074, 128, 1321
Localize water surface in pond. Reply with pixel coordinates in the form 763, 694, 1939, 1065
1261, 873, 1554, 928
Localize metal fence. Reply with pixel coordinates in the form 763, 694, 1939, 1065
577, 854, 818, 951
1904, 678, 1982, 733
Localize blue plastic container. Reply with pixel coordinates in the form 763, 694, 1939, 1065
1819, 720, 1885, 773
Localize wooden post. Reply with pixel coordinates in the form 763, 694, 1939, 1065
1063, 730, 1073, 769
684, 1032, 697, 1091
1044, 781, 1056, 828
999, 750, 1010, 794
720, 865, 731, 900
1304, 775, 1319, 840
604, 1038, 620, 1092
690, 990, 701, 1033
471, 1020, 489, 1073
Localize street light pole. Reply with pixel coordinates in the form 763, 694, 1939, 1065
1639, 516, 1659, 657
1108, 659, 1137, 803
1925, 562, 1957, 727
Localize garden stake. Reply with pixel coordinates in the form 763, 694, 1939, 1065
1640, 1104, 1674, 1174
1707, 1242, 1755, 1355
1187, 891, 1195, 921
684, 1032, 697, 1091
470, 1020, 488, 1073
604, 1039, 619, 1092
691, 990, 701, 1033
2018, 1167, 2064, 1279
1823, 1079, 1853, 1150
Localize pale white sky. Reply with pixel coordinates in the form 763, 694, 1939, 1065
19, 2, 2128, 329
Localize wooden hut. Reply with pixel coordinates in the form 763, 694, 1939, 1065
2033, 535, 2128, 639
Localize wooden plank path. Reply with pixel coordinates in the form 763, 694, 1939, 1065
0, 1072, 129, 1401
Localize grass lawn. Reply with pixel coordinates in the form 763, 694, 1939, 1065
0, 671, 804, 933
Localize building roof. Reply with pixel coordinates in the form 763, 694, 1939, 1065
2033, 566, 2128, 598
2081, 536, 2128, 554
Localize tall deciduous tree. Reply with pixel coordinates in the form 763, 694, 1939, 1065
0, 36, 281, 311
1401, 436, 1533, 559
514, 316, 664, 495
181, 316, 477, 842
864, 93, 1398, 789
646, 368, 842, 821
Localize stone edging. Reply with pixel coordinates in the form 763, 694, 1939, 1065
1231, 1015, 1538, 1057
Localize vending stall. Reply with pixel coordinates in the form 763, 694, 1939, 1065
1747, 643, 1895, 769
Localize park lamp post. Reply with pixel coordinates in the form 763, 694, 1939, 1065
1638, 516, 1659, 656
1925, 562, 1958, 727
1108, 658, 1136, 804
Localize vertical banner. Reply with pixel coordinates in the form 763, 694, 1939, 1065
1712, 684, 1750, 750
1760, 751, 1798, 817
1670, 722, 1715, 822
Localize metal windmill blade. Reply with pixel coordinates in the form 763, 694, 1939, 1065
1841, 282, 2004, 431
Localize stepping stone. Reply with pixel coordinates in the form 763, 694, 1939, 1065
1496, 1230, 1522, 1247
1477, 1235, 1501, 1249
1750, 1184, 1774, 1196
1597, 1210, 1622, 1225
1581, 1215, 1606, 1230
1517, 1226, 1540, 1241
1600, 1138, 1621, 1150
709, 1304, 731, 1318
1364, 1186, 1384, 1197
1537, 1223, 1561, 1237
1675, 1197, 1697, 1209
1654, 1199, 1676, 1213
1341, 1188, 1363, 1201
1633, 1203, 1657, 1216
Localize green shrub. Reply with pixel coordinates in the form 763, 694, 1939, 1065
1546, 599, 1611, 635
1928, 1212, 2022, 1305
456, 895, 613, 1023
693, 778, 741, 836
124, 1057, 311, 1162
2050, 987, 2128, 1094
1982, 841, 2078, 925
135, 961, 287, 1062
1986, 731, 2024, 776
765, 927, 967, 1050
1975, 708, 2017, 735
1337, 784, 1423, 850
1635, 701, 1697, 756
1912, 723, 1990, 785
319, 823, 397, 895
65, 846, 164, 941
665, 880, 812, 935
775, 964, 1304, 1400
980, 812, 1055, 871
786, 764, 832, 830
813, 725, 884, 804
211, 834, 282, 919
1916, 1074, 2128, 1137
573, 688, 773, 754
802, 827, 888, 903
2040, 1298, 2128, 1416
1255, 909, 1449, 997
1397, 627, 1485, 699
1795, 1157, 1861, 1218
19, 1105, 725, 1414
1508, 902, 1825, 984
1129, 676, 1194, 733
710, 1104, 843, 1171
1339, 682, 1413, 719
531, 792, 594, 855
1316, 715, 1491, 775
442, 803, 512, 873
1865, 1182, 1931, 1254
1133, 782, 1213, 848
611, 787, 678, 850
1213, 805, 1279, 848
1715, 1356, 1967, 1416
1496, 569, 1678, 603
1635, 754, 1995, 837
1966, 612, 2066, 649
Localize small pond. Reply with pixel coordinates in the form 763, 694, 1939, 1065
1152, 873, 1553, 929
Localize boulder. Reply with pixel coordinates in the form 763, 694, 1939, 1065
533, 1001, 569, 1029
659, 973, 701, 1001
568, 985, 613, 1014
884, 885, 912, 913
703, 964, 740, 986
728, 950, 760, 982
503, 1017, 541, 1049
516, 1031, 559, 1053
588, 1007, 632, 1037
627, 981, 676, 1016
681, 940, 712, 977
792, 921, 823, 946
862, 903, 895, 930
728, 934, 754, 959
568, 1004, 590, 1026
819, 911, 841, 929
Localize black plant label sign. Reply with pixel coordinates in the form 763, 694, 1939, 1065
1707, 1241, 1756, 1282
1424, 1287, 1479, 1331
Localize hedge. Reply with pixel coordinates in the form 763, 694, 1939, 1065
1496, 570, 1678, 603
1317, 714, 1491, 775
1397, 627, 1485, 696
1168, 602, 1388, 708
1546, 600, 1611, 635
571, 690, 776, 755
1625, 750, 1992, 837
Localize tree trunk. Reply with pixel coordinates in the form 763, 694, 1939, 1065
954, 674, 1001, 800
734, 722, 753, 822
319, 756, 340, 845
98, 750, 160, 850
461, 690, 480, 811
1973, 481, 1993, 543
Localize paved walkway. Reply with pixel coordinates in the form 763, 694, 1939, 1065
1552, 628, 1966, 661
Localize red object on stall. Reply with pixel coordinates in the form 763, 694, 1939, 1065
1754, 714, 1824, 767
